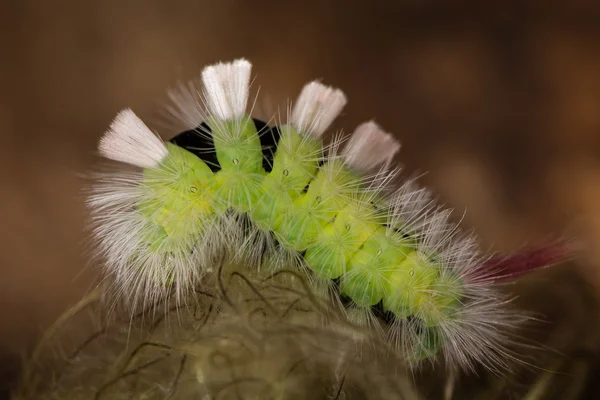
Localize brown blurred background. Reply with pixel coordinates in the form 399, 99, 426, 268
1, 0, 600, 396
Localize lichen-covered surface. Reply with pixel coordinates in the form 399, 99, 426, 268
1, 1, 600, 398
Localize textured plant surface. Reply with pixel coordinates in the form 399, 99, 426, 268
14, 262, 597, 400
15, 263, 421, 400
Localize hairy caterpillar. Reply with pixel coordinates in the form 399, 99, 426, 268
89, 59, 545, 373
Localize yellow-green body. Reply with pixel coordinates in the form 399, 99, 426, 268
136, 116, 464, 359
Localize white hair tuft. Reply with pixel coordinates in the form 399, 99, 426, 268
201, 58, 251, 121
342, 121, 401, 172
99, 109, 168, 168
291, 81, 347, 137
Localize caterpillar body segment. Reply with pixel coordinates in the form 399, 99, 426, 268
250, 124, 323, 230
200, 59, 265, 215
340, 227, 413, 307
210, 116, 265, 213
90, 59, 522, 372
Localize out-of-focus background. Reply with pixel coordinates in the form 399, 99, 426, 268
1, 0, 600, 397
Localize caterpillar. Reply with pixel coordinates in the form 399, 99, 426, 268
88, 58, 535, 373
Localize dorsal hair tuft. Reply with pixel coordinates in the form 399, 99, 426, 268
99, 108, 168, 168
201, 58, 252, 121
291, 81, 347, 137
342, 121, 401, 172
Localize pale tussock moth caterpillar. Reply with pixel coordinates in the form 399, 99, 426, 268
87, 58, 554, 373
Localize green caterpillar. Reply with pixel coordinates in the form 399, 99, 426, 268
90, 59, 522, 371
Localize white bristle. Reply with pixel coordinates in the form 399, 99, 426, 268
201, 58, 251, 121
342, 121, 401, 172
99, 109, 168, 168
165, 79, 206, 130
291, 81, 347, 137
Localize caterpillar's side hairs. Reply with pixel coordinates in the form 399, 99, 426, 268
87, 59, 565, 374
